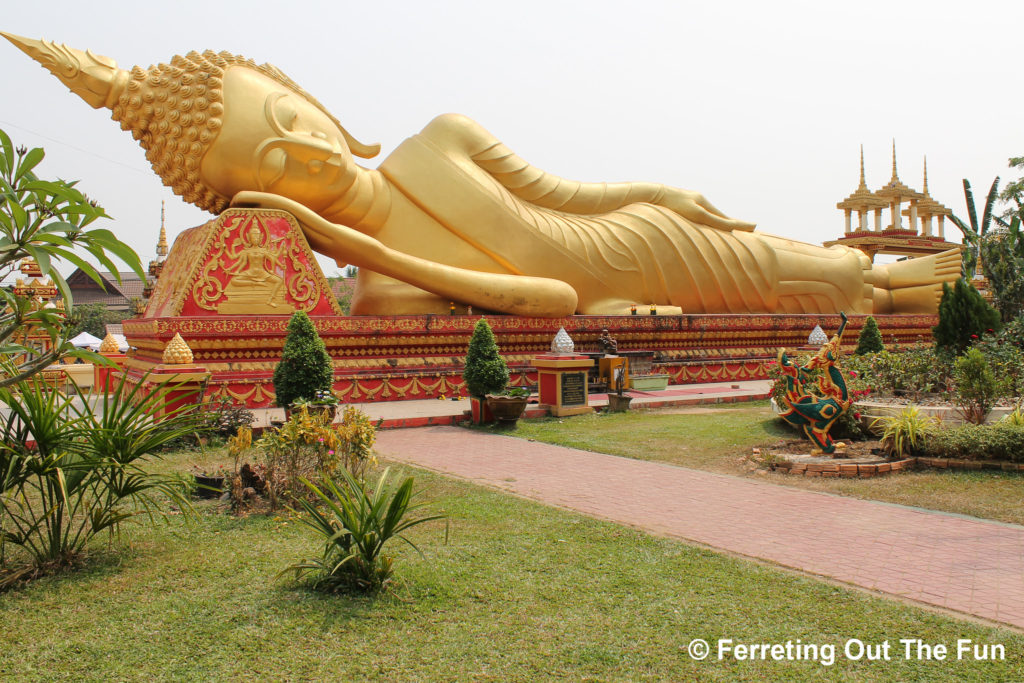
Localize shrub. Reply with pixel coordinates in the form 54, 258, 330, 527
953, 348, 999, 424
279, 467, 442, 593
273, 311, 334, 408
933, 279, 1001, 356
875, 406, 936, 458
856, 347, 951, 399
0, 374, 200, 587
462, 318, 509, 397
831, 406, 871, 442
256, 405, 377, 509
920, 423, 1024, 462
971, 321, 1024, 401
335, 405, 378, 482
854, 316, 884, 355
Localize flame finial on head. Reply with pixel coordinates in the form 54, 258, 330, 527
1, 32, 128, 109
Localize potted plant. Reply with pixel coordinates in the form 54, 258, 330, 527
462, 318, 510, 424
273, 311, 336, 419
606, 367, 633, 412
191, 464, 226, 499
487, 386, 531, 426
290, 389, 340, 421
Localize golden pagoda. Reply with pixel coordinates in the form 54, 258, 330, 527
825, 143, 964, 262
143, 201, 169, 300
12, 257, 60, 311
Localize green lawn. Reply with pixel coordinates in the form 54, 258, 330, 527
508, 402, 1024, 526
0, 457, 1021, 681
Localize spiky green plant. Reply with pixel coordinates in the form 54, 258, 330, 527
0, 369, 200, 587
875, 406, 937, 458
279, 467, 442, 593
1001, 407, 1024, 426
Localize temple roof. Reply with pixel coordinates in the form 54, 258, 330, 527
874, 142, 924, 201
915, 157, 952, 217
837, 146, 888, 211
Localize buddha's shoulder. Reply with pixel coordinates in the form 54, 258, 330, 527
417, 114, 500, 152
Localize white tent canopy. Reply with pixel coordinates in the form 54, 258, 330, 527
69, 331, 102, 349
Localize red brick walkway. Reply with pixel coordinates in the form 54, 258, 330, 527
376, 426, 1024, 630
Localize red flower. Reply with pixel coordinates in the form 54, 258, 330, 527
849, 370, 858, 378
987, 329, 994, 333
971, 334, 979, 339
853, 412, 861, 419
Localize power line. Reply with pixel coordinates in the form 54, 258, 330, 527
0, 119, 151, 176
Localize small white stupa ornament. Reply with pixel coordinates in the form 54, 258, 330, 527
551, 327, 575, 354
808, 325, 829, 346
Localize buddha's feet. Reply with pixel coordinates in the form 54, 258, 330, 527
870, 248, 962, 314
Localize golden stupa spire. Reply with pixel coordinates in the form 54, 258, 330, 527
0, 32, 128, 109
156, 201, 168, 260
922, 156, 930, 196
858, 144, 868, 191
890, 139, 899, 182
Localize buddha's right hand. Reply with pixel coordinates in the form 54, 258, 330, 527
660, 189, 756, 232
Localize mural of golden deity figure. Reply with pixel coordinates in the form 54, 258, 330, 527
5, 34, 961, 317
217, 221, 291, 314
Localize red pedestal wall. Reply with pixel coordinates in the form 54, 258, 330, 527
122, 312, 936, 408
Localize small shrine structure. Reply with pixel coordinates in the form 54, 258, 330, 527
824, 144, 964, 262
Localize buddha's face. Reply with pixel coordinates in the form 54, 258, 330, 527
200, 67, 356, 213
247, 225, 263, 246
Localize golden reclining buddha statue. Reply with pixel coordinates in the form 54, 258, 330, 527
4, 33, 961, 317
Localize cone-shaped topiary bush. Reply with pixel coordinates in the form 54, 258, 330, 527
933, 279, 1001, 357
273, 310, 334, 407
463, 318, 509, 398
854, 315, 884, 355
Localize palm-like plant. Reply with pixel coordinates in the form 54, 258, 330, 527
0, 369, 201, 586
949, 178, 1000, 278
280, 467, 442, 592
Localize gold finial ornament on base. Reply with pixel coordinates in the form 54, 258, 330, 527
162, 332, 194, 365
4, 33, 963, 318
99, 333, 120, 354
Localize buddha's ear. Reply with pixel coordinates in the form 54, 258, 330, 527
341, 126, 380, 159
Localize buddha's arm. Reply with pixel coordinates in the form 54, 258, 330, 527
231, 192, 578, 317
420, 114, 755, 232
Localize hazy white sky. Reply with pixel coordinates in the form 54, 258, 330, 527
2, 0, 1021, 279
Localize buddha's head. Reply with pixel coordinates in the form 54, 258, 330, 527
2, 34, 380, 214
245, 223, 264, 247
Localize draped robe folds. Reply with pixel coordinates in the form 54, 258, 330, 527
378, 132, 868, 315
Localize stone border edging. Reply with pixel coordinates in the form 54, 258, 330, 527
766, 455, 1024, 478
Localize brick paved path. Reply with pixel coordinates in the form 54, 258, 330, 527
376, 426, 1024, 630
